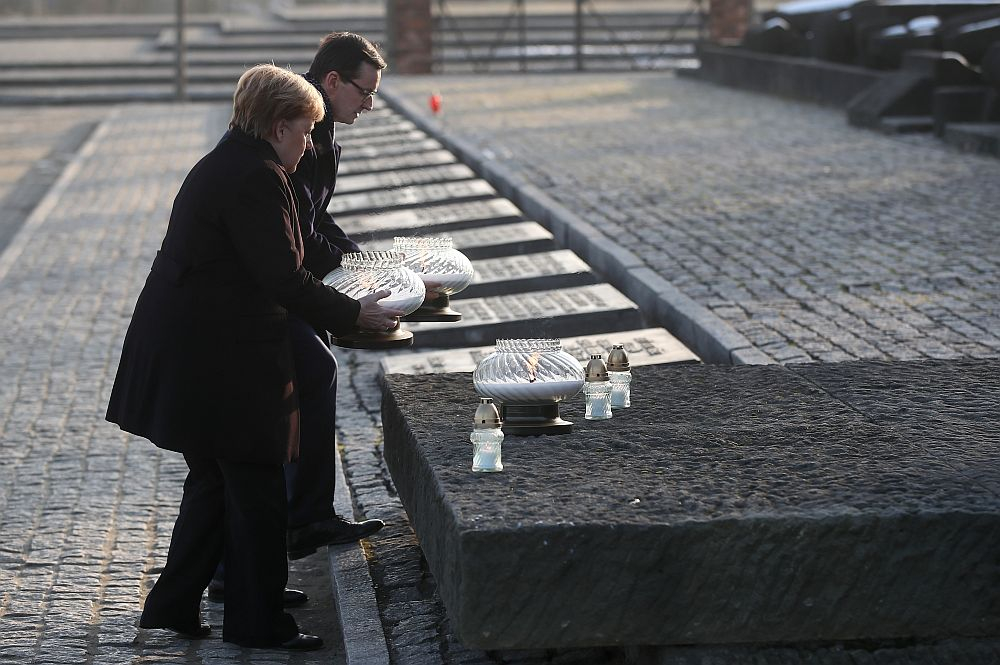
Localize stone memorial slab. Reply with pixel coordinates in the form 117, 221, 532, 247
456, 249, 597, 299
338, 199, 523, 240
403, 283, 644, 348
378, 327, 699, 377
336, 129, 428, 148
338, 104, 406, 129
337, 163, 476, 194
336, 119, 416, 140
363, 221, 555, 259
381, 359, 1000, 650
348, 138, 442, 159
329, 180, 496, 215
338, 149, 456, 176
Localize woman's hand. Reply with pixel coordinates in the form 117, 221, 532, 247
356, 290, 405, 331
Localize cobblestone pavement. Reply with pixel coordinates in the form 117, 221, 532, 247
384, 72, 1000, 365
0, 107, 104, 255
0, 103, 344, 664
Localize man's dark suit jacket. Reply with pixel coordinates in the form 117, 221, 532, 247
106, 129, 360, 465
292, 95, 362, 280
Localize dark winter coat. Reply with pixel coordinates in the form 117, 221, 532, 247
106, 129, 360, 464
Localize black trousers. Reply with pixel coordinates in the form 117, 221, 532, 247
284, 315, 339, 529
211, 318, 340, 589
140, 454, 298, 646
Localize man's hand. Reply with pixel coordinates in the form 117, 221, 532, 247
356, 289, 405, 331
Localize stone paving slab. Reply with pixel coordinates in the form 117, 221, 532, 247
378, 327, 698, 377
381, 359, 1000, 650
328, 179, 498, 216
334, 129, 429, 149
456, 248, 598, 299
335, 118, 417, 139
337, 198, 524, 241
338, 148, 458, 177
336, 163, 476, 194
404, 283, 645, 348
363, 220, 555, 259
345, 137, 444, 159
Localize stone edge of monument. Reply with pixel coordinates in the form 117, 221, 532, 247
380, 361, 1000, 650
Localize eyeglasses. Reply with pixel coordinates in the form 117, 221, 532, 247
342, 77, 377, 100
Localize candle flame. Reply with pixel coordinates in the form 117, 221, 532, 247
525, 352, 541, 383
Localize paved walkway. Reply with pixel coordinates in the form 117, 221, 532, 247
385, 72, 1000, 364
1, 71, 998, 665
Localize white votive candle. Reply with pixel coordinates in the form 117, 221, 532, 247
471, 429, 504, 472
584, 381, 612, 420
609, 370, 632, 408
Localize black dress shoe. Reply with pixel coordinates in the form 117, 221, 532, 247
139, 619, 212, 639
287, 516, 385, 560
278, 632, 324, 651
171, 623, 212, 639
206, 583, 308, 607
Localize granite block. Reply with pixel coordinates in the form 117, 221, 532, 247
381, 360, 1000, 650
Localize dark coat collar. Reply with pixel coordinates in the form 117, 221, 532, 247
225, 126, 283, 165
302, 72, 336, 155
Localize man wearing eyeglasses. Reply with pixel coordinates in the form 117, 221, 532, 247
207, 32, 387, 608
286, 33, 386, 556
296, 32, 383, 272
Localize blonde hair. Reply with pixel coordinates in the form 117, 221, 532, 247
230, 64, 325, 140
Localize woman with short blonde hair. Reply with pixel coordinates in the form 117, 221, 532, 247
230, 64, 325, 139
107, 63, 399, 651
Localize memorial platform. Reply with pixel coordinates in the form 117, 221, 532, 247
381, 358, 1000, 652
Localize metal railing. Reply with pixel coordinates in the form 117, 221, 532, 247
433, 0, 707, 72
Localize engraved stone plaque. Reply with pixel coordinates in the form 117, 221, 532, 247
337, 164, 477, 194
329, 180, 497, 215
403, 283, 644, 348
364, 221, 554, 259
348, 138, 442, 159
458, 250, 598, 299
338, 149, 457, 176
335, 119, 416, 140
336, 129, 428, 148
339, 199, 523, 239
379, 327, 699, 376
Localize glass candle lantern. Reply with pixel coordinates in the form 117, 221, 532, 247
394, 237, 474, 322
471, 397, 504, 472
473, 338, 584, 435
322, 251, 426, 349
583, 354, 613, 420
607, 344, 632, 409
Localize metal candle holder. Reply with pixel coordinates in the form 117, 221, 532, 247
393, 237, 474, 323
472, 338, 584, 436
322, 251, 425, 349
